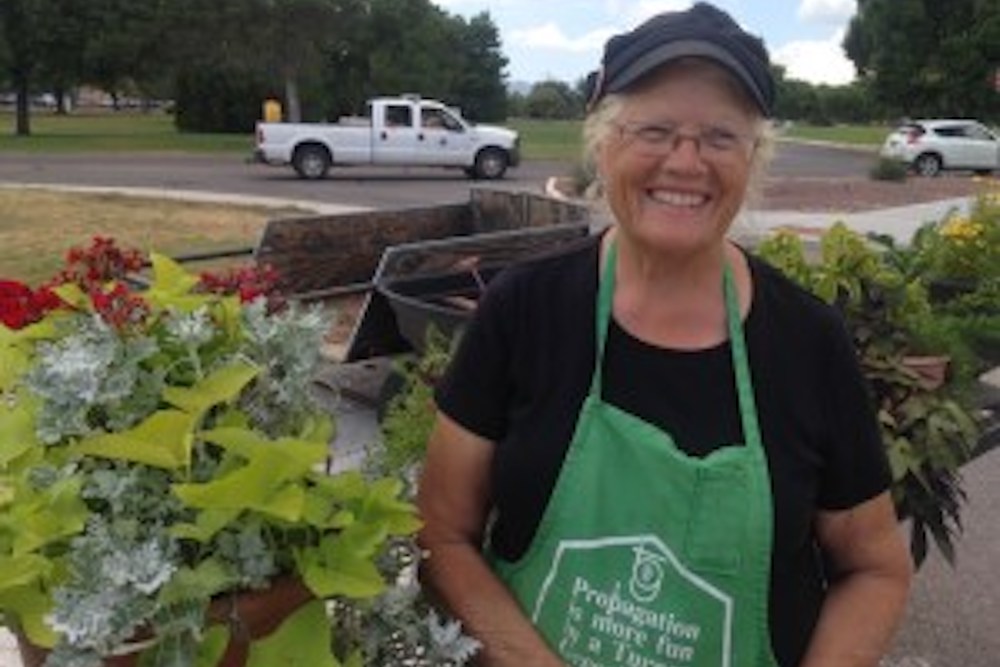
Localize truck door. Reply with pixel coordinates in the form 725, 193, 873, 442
374, 103, 420, 164
414, 105, 469, 166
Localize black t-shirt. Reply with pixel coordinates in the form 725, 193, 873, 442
435, 234, 891, 667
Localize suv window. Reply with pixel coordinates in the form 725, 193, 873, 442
965, 124, 995, 141
932, 126, 967, 138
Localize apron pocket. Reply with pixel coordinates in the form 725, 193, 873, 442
683, 465, 750, 574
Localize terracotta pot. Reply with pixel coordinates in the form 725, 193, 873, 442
16, 577, 313, 667
902, 354, 951, 391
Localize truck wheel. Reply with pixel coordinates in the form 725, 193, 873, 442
474, 148, 508, 180
292, 144, 331, 180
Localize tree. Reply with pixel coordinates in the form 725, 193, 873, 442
0, 0, 46, 135
845, 0, 1000, 120
34, 0, 96, 113
524, 79, 581, 119
82, 0, 167, 108
257, 0, 366, 122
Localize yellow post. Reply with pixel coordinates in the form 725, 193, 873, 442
262, 98, 282, 123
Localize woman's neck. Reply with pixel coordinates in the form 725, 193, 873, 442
602, 229, 749, 350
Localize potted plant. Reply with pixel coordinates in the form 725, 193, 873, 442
0, 238, 422, 666
757, 224, 981, 567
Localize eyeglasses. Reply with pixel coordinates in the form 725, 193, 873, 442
613, 120, 757, 161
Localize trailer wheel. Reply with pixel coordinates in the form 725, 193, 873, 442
474, 147, 508, 180
292, 144, 331, 180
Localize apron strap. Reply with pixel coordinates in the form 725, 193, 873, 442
592, 240, 764, 451
724, 262, 764, 452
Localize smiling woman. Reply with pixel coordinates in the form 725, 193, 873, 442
0, 189, 300, 283
417, 4, 912, 667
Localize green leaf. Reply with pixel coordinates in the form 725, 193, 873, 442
173, 460, 307, 522
342, 650, 364, 667
245, 600, 338, 667
201, 429, 327, 473
196, 625, 231, 667
301, 493, 353, 531
0, 583, 58, 648
147, 253, 202, 301
0, 555, 49, 591
73, 410, 197, 470
12, 476, 87, 555
170, 507, 243, 543
298, 414, 335, 446
297, 524, 388, 599
311, 471, 367, 503
0, 398, 40, 468
0, 344, 30, 390
158, 560, 237, 605
359, 478, 422, 536
163, 361, 259, 417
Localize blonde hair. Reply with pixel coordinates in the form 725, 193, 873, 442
581, 59, 775, 200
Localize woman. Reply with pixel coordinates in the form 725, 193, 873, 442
417, 4, 912, 666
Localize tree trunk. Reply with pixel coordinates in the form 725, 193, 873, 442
55, 87, 71, 115
284, 75, 302, 123
14, 72, 31, 136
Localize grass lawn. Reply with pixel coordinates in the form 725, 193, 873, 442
0, 188, 306, 284
0, 109, 252, 153
780, 123, 892, 147
507, 118, 583, 162
0, 109, 585, 160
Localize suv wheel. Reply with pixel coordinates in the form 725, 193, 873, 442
913, 153, 942, 177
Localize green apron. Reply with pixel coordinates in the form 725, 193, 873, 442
491, 243, 779, 667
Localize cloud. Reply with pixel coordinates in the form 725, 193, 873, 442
510, 22, 617, 53
796, 0, 854, 25
772, 29, 856, 85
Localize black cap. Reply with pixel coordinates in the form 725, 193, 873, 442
586, 2, 774, 117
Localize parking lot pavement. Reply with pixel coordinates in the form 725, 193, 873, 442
883, 442, 1000, 667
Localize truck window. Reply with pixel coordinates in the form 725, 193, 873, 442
385, 105, 413, 128
421, 108, 447, 129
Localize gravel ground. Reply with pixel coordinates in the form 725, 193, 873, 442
758, 175, 989, 212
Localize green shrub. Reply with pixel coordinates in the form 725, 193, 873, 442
869, 156, 909, 182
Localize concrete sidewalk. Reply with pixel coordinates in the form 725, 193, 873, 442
738, 196, 972, 244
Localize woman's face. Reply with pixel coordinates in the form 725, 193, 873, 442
597, 63, 759, 258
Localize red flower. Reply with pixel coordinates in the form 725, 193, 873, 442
198, 264, 282, 307
0, 280, 66, 330
52, 237, 147, 292
88, 282, 149, 331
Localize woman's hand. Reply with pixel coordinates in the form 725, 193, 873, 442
800, 491, 913, 667
418, 412, 566, 667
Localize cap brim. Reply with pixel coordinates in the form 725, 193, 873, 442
606, 39, 769, 116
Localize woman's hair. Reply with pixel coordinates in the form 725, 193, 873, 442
581, 58, 775, 202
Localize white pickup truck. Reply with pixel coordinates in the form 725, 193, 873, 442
252, 96, 521, 180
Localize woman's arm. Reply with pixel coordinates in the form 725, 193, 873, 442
800, 491, 913, 667
417, 412, 565, 667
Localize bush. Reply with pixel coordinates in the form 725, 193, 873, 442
869, 156, 909, 182
174, 65, 272, 134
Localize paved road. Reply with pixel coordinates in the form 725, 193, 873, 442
0, 141, 874, 210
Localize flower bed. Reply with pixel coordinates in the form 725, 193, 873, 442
0, 238, 477, 665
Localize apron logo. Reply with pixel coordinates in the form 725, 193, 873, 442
630, 545, 669, 603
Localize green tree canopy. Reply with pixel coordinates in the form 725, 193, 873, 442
845, 0, 1000, 120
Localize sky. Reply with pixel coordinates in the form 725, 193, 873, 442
431, 0, 858, 87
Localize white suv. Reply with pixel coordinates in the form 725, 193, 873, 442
880, 119, 999, 177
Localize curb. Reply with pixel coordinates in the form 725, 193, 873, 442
0, 182, 370, 216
